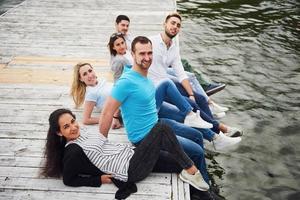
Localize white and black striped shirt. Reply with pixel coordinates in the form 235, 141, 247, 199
66, 127, 134, 182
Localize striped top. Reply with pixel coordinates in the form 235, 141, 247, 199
66, 127, 135, 181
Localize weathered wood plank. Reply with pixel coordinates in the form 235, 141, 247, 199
0, 166, 172, 185
0, 0, 191, 198
0, 189, 169, 200
0, 0, 175, 62
0, 128, 129, 141
0, 177, 172, 199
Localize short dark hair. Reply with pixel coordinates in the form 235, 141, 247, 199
165, 12, 181, 22
107, 32, 126, 56
115, 15, 130, 24
131, 36, 152, 53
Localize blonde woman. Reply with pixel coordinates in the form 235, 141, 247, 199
70, 63, 122, 128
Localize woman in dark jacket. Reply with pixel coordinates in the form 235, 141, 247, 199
41, 108, 209, 199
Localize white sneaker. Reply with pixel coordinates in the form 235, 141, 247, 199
225, 126, 243, 137
213, 132, 241, 151
213, 111, 226, 119
209, 102, 229, 114
179, 170, 209, 191
184, 110, 213, 129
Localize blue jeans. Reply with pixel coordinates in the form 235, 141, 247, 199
159, 118, 210, 183
166, 68, 209, 101
171, 79, 220, 133
156, 80, 216, 141
159, 105, 215, 141
156, 79, 192, 120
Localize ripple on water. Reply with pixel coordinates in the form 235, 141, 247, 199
178, 0, 300, 199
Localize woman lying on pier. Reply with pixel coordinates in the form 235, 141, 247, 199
41, 108, 209, 199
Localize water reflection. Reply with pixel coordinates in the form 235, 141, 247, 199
177, 0, 300, 199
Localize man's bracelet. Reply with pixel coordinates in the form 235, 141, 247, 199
113, 116, 120, 119
189, 94, 194, 97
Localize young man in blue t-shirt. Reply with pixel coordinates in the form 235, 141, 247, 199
99, 36, 220, 196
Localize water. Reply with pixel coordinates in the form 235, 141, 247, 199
177, 0, 300, 199
0, 0, 24, 15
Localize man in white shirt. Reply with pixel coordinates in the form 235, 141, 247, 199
148, 13, 201, 101
113, 14, 225, 97
148, 13, 243, 137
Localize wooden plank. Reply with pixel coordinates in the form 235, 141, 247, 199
0, 128, 129, 141
0, 68, 113, 84
0, 0, 191, 198
172, 173, 179, 200
0, 155, 42, 168
0, 177, 172, 199
10, 56, 108, 64
0, 189, 169, 200
0, 166, 172, 185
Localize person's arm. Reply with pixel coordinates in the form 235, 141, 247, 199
111, 109, 123, 129
181, 79, 196, 101
63, 144, 110, 187
170, 48, 195, 101
82, 101, 99, 125
111, 57, 127, 81
99, 96, 121, 137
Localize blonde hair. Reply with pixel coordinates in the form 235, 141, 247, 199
70, 63, 92, 108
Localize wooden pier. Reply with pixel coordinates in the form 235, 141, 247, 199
0, 0, 191, 199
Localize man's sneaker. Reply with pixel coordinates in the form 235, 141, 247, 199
185, 110, 213, 129
213, 132, 241, 151
209, 102, 229, 114
179, 170, 209, 191
205, 83, 226, 96
225, 126, 243, 137
213, 112, 226, 119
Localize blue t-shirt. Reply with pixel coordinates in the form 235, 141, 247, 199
111, 69, 158, 143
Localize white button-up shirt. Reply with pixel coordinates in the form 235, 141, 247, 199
148, 34, 188, 86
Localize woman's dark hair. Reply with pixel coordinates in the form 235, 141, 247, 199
108, 32, 126, 56
41, 108, 76, 177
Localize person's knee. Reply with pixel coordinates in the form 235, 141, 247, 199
160, 79, 172, 87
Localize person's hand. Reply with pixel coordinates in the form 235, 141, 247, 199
111, 118, 123, 129
101, 174, 113, 184
189, 95, 196, 102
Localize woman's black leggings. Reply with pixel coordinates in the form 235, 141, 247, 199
127, 121, 193, 182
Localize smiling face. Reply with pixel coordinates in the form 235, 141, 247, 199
57, 113, 80, 142
164, 16, 181, 38
78, 64, 97, 86
116, 20, 130, 35
132, 42, 153, 71
113, 37, 127, 55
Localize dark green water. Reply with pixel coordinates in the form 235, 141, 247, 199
0, 0, 24, 15
177, 0, 300, 199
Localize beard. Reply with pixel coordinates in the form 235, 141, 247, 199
165, 30, 177, 39
136, 60, 151, 70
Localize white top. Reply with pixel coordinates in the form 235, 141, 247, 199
66, 127, 134, 181
148, 34, 188, 86
85, 79, 113, 109
124, 34, 133, 51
